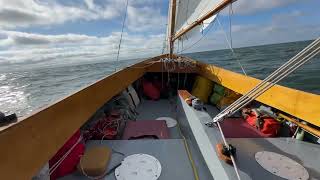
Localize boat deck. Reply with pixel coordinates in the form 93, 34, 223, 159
61, 96, 320, 180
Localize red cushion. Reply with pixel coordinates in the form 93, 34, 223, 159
49, 130, 85, 179
246, 113, 257, 127
260, 118, 280, 137
143, 80, 160, 100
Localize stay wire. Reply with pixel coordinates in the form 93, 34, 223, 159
217, 14, 247, 76
115, 0, 129, 72
211, 38, 320, 123
229, 3, 233, 49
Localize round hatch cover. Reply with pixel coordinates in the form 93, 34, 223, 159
255, 151, 309, 180
156, 117, 177, 128
115, 154, 161, 180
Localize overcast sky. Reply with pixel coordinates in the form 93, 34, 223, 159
0, 0, 319, 67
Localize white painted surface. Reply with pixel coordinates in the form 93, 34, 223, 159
156, 117, 177, 128
255, 151, 309, 180
115, 154, 162, 180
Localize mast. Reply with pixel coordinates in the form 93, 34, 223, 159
173, 0, 235, 41
169, 0, 177, 57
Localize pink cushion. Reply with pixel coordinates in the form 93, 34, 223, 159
122, 120, 170, 140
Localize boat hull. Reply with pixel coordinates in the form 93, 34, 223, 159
0, 54, 318, 179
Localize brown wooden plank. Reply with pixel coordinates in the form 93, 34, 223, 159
279, 114, 320, 138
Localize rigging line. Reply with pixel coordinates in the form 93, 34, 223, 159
229, 3, 233, 49
178, 19, 216, 54
222, 39, 320, 114
214, 44, 320, 121
226, 46, 320, 114
211, 38, 320, 122
162, 24, 168, 54
115, 0, 129, 72
216, 15, 247, 76
217, 38, 320, 114
216, 122, 242, 180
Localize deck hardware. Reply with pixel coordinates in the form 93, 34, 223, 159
115, 154, 161, 180
255, 151, 309, 180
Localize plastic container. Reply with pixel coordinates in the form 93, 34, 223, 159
191, 76, 213, 103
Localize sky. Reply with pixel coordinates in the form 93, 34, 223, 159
0, 0, 319, 67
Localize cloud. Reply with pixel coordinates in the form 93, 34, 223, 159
0, 0, 103, 29
182, 10, 320, 53
0, 0, 167, 33
0, 30, 165, 66
0, 30, 96, 46
127, 6, 167, 32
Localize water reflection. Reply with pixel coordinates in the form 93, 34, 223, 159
0, 73, 31, 116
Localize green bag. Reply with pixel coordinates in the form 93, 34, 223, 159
213, 84, 225, 96
210, 93, 222, 105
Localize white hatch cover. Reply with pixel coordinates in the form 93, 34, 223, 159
156, 117, 177, 128
255, 151, 309, 180
115, 154, 162, 180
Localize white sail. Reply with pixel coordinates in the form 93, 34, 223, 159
175, 0, 223, 39
201, 14, 217, 32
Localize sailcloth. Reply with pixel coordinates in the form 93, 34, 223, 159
174, 0, 223, 39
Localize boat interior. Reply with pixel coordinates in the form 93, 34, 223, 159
59, 70, 320, 180
1, 55, 319, 180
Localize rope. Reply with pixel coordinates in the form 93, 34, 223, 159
115, 0, 129, 72
216, 15, 247, 75
216, 121, 241, 180
227, 40, 320, 114
49, 136, 83, 175
178, 122, 200, 180
229, 3, 233, 49
224, 39, 320, 112
170, 94, 200, 180
209, 37, 320, 123
162, 24, 168, 54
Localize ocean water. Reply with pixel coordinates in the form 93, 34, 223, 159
0, 40, 319, 117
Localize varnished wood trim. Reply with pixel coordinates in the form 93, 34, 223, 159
279, 114, 320, 138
